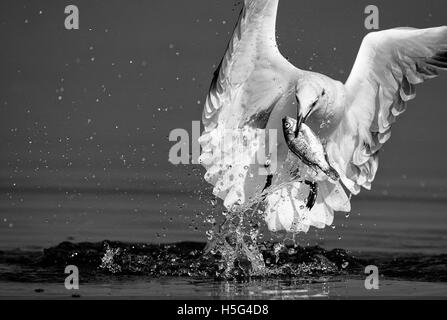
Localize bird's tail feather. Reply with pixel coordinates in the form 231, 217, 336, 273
264, 179, 351, 233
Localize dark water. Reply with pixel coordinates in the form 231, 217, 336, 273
1, 187, 447, 298
1, 240, 447, 298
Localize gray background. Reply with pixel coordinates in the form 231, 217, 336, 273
0, 0, 446, 248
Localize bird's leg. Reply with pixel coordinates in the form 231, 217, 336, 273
262, 174, 274, 192
263, 168, 317, 210
304, 180, 318, 210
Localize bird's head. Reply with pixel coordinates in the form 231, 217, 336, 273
294, 79, 328, 132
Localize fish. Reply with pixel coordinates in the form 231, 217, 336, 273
282, 116, 340, 182
282, 116, 340, 210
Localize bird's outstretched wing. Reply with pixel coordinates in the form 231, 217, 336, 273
327, 27, 447, 194
199, 0, 297, 208
202, 0, 295, 130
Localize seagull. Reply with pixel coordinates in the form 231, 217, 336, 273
198, 0, 447, 233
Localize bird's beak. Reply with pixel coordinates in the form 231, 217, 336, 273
295, 99, 313, 136
295, 99, 309, 136
296, 112, 304, 137
295, 98, 303, 136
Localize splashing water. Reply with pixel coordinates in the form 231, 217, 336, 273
204, 207, 267, 279
3, 238, 447, 287
203, 185, 309, 279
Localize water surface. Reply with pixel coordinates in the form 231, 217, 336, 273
1, 189, 447, 299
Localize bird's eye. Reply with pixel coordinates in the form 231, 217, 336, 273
311, 99, 319, 108
285, 123, 290, 128
321, 89, 326, 96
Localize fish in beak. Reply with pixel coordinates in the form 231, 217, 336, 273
282, 116, 339, 182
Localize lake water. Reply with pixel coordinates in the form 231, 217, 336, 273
1, 184, 447, 299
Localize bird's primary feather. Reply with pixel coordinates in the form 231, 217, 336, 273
199, 0, 301, 210
327, 27, 447, 194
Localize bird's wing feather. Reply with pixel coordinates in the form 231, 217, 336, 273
199, 0, 297, 208
202, 0, 295, 130
327, 27, 447, 194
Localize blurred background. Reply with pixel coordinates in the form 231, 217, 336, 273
0, 0, 446, 252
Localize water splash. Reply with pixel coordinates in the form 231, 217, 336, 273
2, 240, 446, 284
204, 208, 267, 279
100, 243, 122, 273
201, 187, 350, 279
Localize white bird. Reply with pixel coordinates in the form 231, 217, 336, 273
199, 0, 447, 233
